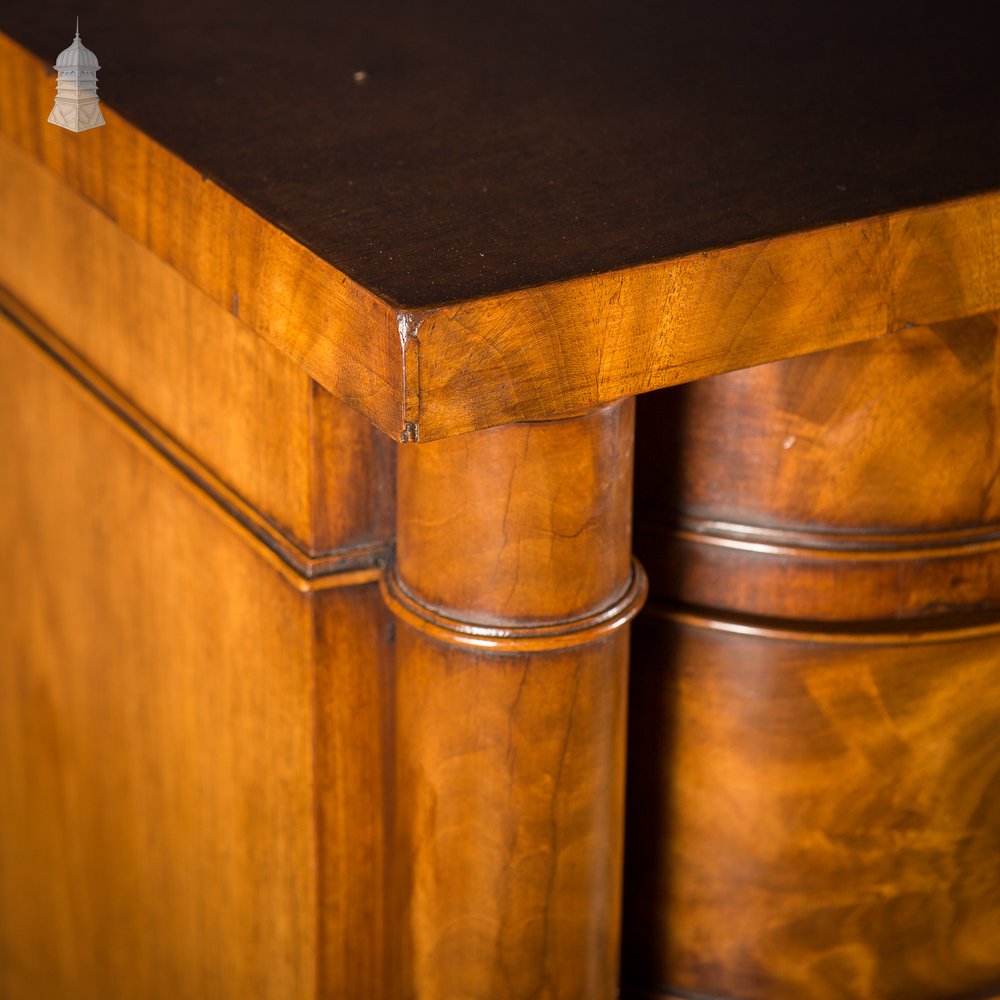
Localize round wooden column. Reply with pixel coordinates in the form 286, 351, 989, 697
382, 399, 646, 999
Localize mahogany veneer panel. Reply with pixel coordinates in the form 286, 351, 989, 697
0, 133, 394, 561
635, 315, 1000, 621
625, 319, 1000, 999
623, 613, 1000, 1000
0, 312, 394, 998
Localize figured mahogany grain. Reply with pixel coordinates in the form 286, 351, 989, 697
387, 402, 641, 996
0, 312, 394, 998
396, 401, 635, 626
0, 134, 395, 559
635, 314, 1000, 620
393, 627, 629, 999
625, 318, 1000, 999
623, 611, 1000, 1000
4, 13, 1000, 439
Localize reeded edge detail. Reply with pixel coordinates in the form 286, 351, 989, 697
638, 518, 1000, 561
0, 287, 389, 592
381, 558, 648, 651
647, 600, 1000, 645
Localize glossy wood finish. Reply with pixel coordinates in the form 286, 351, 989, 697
386, 401, 644, 996
0, 310, 394, 998
0, 132, 394, 564
409, 209, 1000, 440
397, 402, 635, 625
393, 629, 629, 998
625, 320, 1000, 999
4, 17, 1000, 439
623, 612, 1000, 1000
314, 585, 396, 998
635, 315, 1000, 621
0, 39, 403, 435
4, 4, 1000, 993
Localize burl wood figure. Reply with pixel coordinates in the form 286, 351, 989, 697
1, 3, 1000, 999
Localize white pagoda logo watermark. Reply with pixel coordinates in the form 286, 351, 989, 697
48, 18, 105, 132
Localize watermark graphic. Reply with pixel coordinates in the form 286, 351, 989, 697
48, 17, 105, 132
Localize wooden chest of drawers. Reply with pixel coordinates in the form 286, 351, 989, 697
2, 5, 999, 998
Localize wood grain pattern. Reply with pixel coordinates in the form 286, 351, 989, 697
624, 320, 1000, 999
314, 584, 397, 999
409, 208, 1000, 439
6, 5, 1000, 992
0, 38, 403, 436
396, 401, 635, 625
0, 133, 395, 557
381, 555, 646, 653
635, 315, 1000, 620
3, 26, 1000, 440
0, 313, 316, 997
393, 627, 629, 999
622, 610, 1000, 1000
0, 289, 388, 586
0, 310, 394, 998
386, 402, 641, 996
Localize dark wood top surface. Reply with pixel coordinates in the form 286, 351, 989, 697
5, 0, 999, 309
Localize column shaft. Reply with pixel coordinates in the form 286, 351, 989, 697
383, 399, 646, 998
